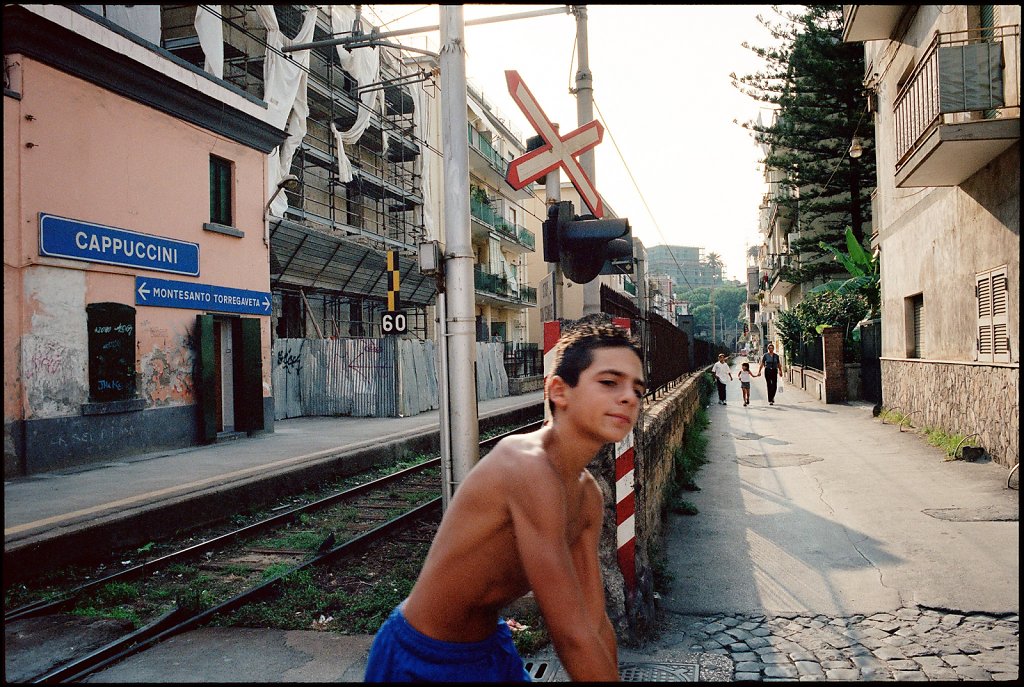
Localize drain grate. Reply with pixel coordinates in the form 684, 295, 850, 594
523, 660, 701, 682
620, 662, 700, 682
523, 660, 555, 682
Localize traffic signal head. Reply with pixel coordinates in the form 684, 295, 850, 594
542, 201, 632, 284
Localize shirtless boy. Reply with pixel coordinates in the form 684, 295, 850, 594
364, 322, 645, 682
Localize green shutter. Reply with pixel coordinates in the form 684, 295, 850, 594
232, 317, 265, 433
195, 314, 217, 442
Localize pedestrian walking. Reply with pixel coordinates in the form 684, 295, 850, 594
738, 362, 755, 406
364, 322, 643, 682
712, 353, 733, 406
756, 343, 782, 405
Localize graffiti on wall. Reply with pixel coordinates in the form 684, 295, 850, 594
139, 321, 194, 405
22, 336, 87, 418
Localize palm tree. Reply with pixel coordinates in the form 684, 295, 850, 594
704, 252, 724, 286
704, 252, 725, 342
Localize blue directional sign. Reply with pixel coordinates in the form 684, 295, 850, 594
39, 213, 200, 276
136, 277, 271, 316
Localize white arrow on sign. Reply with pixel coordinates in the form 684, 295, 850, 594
137, 281, 150, 301
504, 70, 604, 218
263, 296, 271, 311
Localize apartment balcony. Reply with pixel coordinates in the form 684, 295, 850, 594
467, 124, 534, 199
473, 266, 537, 308
469, 196, 536, 254
841, 5, 907, 43
894, 25, 1020, 188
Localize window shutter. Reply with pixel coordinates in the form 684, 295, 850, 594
977, 272, 994, 360
991, 268, 1009, 363
912, 297, 925, 359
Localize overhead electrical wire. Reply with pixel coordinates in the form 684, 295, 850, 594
591, 97, 698, 292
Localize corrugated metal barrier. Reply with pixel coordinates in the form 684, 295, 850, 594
272, 338, 509, 420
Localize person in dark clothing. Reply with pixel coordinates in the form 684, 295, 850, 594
756, 343, 782, 405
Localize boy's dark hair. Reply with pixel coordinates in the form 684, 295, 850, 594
549, 322, 642, 414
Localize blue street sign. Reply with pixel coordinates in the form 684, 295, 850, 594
39, 213, 200, 276
136, 276, 271, 316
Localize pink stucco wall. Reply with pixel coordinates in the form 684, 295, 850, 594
4, 57, 272, 424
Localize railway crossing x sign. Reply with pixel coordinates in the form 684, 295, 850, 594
503, 70, 605, 218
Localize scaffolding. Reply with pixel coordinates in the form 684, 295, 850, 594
160, 5, 437, 339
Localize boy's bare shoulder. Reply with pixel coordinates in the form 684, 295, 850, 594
478, 431, 557, 483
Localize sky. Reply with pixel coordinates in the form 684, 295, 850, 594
367, 4, 792, 283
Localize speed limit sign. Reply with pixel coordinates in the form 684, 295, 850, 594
382, 311, 407, 335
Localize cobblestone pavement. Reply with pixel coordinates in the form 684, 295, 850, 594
667, 606, 1019, 681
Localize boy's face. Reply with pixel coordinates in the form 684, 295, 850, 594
555, 347, 644, 443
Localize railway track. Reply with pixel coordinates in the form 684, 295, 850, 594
5, 420, 543, 683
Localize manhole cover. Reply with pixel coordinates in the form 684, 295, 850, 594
736, 453, 822, 468
923, 505, 1018, 522
620, 662, 700, 681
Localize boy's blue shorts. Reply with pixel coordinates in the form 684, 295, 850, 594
364, 604, 531, 682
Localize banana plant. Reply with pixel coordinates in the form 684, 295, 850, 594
812, 227, 879, 317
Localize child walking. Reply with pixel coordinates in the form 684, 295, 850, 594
738, 362, 757, 406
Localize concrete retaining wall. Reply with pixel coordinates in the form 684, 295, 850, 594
881, 358, 1018, 469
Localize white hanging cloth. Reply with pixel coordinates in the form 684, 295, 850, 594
329, 5, 382, 183
84, 5, 162, 44
412, 81, 435, 240
194, 5, 223, 79
256, 5, 318, 216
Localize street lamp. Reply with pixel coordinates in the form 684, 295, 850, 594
849, 137, 864, 159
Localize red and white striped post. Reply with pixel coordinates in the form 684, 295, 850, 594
543, 318, 637, 593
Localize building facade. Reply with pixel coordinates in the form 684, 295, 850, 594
466, 81, 540, 347
4, 5, 286, 475
844, 4, 1020, 467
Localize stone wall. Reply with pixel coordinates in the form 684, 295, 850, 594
508, 375, 543, 395
881, 358, 1019, 469
603, 370, 707, 642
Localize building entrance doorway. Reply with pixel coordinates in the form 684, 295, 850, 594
213, 319, 235, 433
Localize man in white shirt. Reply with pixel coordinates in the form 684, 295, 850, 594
712, 353, 733, 406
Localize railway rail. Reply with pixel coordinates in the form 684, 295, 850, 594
5, 420, 544, 683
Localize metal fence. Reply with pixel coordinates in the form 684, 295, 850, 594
789, 334, 824, 372
599, 285, 717, 398
504, 342, 543, 379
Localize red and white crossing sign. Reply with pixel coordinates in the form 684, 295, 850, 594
504, 70, 604, 218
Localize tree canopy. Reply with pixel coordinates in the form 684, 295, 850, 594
732, 5, 876, 286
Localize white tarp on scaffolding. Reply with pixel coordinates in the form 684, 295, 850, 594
194, 5, 223, 78
257, 4, 318, 217
330, 5, 383, 184
83, 5, 161, 44
413, 80, 435, 240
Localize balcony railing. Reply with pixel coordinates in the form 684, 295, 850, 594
469, 197, 536, 251
894, 25, 1020, 166
468, 124, 508, 175
473, 266, 537, 304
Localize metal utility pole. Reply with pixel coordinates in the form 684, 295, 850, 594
572, 5, 601, 317
439, 6, 478, 503
546, 129, 563, 321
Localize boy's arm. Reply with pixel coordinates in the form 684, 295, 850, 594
508, 463, 619, 681
570, 477, 618, 668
